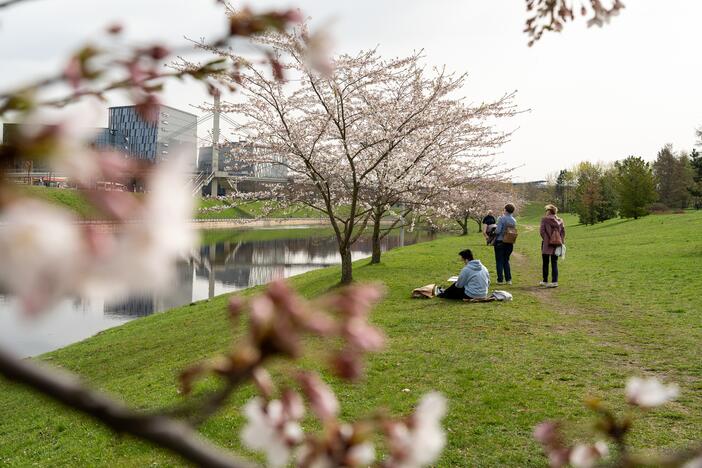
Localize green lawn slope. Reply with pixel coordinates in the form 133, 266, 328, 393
1, 210, 701, 466
14, 187, 323, 221
21, 185, 98, 219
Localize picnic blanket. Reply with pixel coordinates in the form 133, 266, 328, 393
411, 284, 513, 302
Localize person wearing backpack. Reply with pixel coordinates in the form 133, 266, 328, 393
539, 204, 566, 288
493, 203, 517, 285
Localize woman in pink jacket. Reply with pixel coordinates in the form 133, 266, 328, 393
539, 204, 566, 288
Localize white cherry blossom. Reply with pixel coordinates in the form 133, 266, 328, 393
625, 377, 679, 408
569, 441, 609, 468
0, 199, 84, 314
387, 392, 447, 468
241, 397, 304, 468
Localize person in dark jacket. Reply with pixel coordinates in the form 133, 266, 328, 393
539, 204, 566, 288
481, 210, 496, 240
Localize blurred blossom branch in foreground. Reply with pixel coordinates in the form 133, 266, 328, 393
535, 376, 702, 468
524, 0, 625, 46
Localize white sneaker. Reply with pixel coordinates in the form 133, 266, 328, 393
546, 282, 558, 288
497, 281, 504, 285
539, 281, 548, 286
507, 280, 512, 285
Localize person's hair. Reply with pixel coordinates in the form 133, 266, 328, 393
545, 204, 558, 215
459, 249, 474, 261
504, 203, 515, 214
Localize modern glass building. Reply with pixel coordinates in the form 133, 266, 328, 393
106, 105, 197, 166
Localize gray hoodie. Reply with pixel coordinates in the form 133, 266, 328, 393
455, 259, 490, 299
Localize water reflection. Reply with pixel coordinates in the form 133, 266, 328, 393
0, 228, 434, 356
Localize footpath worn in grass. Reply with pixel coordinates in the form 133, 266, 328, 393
1, 211, 701, 466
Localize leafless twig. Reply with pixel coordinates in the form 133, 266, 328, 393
0, 346, 257, 468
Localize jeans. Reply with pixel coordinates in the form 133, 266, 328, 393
437, 283, 470, 300
542, 254, 558, 283
494, 242, 513, 282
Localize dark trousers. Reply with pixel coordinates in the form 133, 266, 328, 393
542, 254, 558, 283
494, 242, 513, 282
438, 283, 470, 300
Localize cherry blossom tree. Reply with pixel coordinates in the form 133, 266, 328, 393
432, 178, 518, 236
186, 21, 519, 277
354, 64, 518, 264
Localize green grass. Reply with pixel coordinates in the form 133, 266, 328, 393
17, 186, 322, 221
1, 209, 701, 466
21, 186, 99, 219
195, 199, 323, 220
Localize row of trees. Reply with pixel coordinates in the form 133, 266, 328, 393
551, 143, 702, 225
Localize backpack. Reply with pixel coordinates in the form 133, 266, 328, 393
502, 225, 518, 244
549, 225, 563, 246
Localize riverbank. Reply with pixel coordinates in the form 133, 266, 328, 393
1, 210, 701, 466
20, 185, 326, 222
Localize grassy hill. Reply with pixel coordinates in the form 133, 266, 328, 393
1, 209, 701, 466
15, 186, 322, 220
20, 185, 99, 219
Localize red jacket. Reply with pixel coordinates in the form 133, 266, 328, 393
540, 215, 566, 255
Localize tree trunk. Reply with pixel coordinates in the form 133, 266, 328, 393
370, 213, 382, 264
340, 246, 353, 285
458, 216, 468, 236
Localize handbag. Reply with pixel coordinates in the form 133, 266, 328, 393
411, 284, 436, 298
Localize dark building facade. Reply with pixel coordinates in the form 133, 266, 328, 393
105, 105, 197, 166
2, 104, 198, 174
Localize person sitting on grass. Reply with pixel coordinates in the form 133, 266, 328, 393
437, 249, 490, 300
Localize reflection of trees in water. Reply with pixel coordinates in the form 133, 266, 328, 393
194, 230, 434, 292
105, 296, 154, 318
104, 262, 194, 319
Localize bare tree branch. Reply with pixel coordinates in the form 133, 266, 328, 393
0, 346, 257, 468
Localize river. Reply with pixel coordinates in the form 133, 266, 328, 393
0, 227, 435, 357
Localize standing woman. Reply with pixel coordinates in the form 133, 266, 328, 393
539, 204, 566, 288
494, 203, 517, 285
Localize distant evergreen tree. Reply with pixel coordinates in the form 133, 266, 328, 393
653, 144, 694, 208
675, 151, 695, 209
688, 148, 702, 209
615, 156, 657, 219
597, 167, 619, 221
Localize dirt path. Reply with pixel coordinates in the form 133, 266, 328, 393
509, 242, 651, 377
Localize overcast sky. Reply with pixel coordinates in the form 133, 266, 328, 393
1, 0, 700, 181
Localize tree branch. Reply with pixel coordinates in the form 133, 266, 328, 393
0, 346, 257, 468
